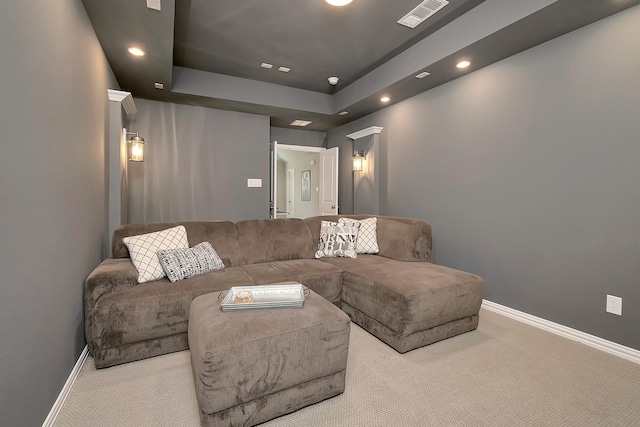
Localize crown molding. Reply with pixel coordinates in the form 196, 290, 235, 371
107, 89, 136, 117
346, 126, 383, 140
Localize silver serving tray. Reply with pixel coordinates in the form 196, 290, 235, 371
220, 283, 307, 312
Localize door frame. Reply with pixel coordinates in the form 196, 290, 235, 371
271, 143, 334, 218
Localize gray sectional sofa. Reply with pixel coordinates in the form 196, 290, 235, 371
85, 215, 484, 368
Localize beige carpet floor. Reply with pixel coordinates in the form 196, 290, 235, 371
55, 309, 640, 426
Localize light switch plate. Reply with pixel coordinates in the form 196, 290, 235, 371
146, 0, 161, 11
247, 179, 262, 188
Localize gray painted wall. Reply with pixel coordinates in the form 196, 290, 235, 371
128, 99, 271, 222
270, 126, 326, 148
0, 0, 118, 425
328, 6, 640, 350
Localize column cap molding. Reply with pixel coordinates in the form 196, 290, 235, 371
107, 89, 136, 117
346, 126, 383, 140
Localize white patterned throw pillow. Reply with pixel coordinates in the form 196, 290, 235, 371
157, 242, 225, 283
339, 217, 379, 254
123, 225, 189, 283
315, 220, 360, 259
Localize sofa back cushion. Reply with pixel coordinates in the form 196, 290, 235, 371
112, 221, 243, 267
305, 215, 432, 262
236, 218, 316, 265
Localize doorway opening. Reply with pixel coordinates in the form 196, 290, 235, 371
271, 142, 338, 219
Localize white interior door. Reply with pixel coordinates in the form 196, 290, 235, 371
319, 147, 339, 215
286, 168, 295, 218
271, 141, 278, 218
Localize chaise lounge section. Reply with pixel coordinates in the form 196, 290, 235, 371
306, 215, 482, 353
85, 215, 484, 368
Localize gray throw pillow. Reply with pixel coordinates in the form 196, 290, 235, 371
157, 242, 225, 282
315, 220, 360, 259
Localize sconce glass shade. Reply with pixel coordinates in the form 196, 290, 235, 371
352, 151, 364, 172
127, 134, 146, 162
130, 141, 145, 162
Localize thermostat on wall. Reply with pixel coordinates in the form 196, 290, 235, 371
247, 179, 262, 188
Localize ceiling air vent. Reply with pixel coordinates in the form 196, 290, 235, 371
398, 0, 449, 29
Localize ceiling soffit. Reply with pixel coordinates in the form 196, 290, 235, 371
82, 0, 640, 132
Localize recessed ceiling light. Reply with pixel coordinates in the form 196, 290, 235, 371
326, 0, 353, 6
416, 71, 431, 79
339, 111, 349, 116
456, 60, 471, 69
154, 82, 164, 90
380, 96, 391, 103
261, 62, 273, 69
290, 120, 312, 127
278, 66, 291, 73
128, 47, 145, 57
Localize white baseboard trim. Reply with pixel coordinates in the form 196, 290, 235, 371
42, 345, 89, 427
482, 300, 640, 365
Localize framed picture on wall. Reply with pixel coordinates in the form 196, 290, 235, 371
301, 170, 311, 201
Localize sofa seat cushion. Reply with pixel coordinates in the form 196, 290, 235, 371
322, 255, 483, 336
241, 259, 343, 305
91, 267, 255, 350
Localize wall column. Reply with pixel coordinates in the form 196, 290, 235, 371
107, 90, 136, 256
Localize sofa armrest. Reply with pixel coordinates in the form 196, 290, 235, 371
84, 258, 138, 353
375, 216, 432, 262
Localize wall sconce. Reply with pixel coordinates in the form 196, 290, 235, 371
126, 132, 146, 162
352, 150, 365, 172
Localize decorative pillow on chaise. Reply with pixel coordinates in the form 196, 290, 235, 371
315, 220, 360, 259
338, 217, 379, 254
157, 242, 225, 283
122, 225, 189, 283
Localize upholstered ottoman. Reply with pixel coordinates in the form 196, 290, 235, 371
188, 289, 351, 427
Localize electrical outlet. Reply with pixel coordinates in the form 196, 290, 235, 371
606, 294, 622, 316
